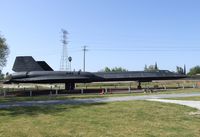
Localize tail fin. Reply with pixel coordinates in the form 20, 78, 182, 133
12, 56, 53, 72
37, 61, 53, 71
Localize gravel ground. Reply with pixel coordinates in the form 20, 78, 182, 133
1, 92, 200, 108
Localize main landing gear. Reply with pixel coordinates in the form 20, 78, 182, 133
137, 81, 142, 89
65, 83, 75, 90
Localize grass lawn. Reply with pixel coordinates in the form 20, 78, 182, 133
0, 88, 200, 103
0, 101, 200, 137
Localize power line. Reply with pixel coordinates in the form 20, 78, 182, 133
87, 47, 200, 52
68, 46, 200, 52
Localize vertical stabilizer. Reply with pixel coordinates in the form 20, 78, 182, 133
37, 61, 54, 71
12, 56, 44, 72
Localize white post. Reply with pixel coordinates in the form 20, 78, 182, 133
3, 90, 6, 97
164, 85, 166, 90
182, 84, 185, 89
56, 90, 58, 95
81, 89, 84, 94
128, 87, 131, 93
183, 81, 186, 89
105, 88, 107, 94
50, 91, 52, 96
30, 91, 32, 97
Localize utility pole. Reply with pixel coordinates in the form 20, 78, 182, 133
83, 45, 88, 72
184, 64, 186, 75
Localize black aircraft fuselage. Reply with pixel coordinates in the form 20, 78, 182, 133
5, 56, 187, 90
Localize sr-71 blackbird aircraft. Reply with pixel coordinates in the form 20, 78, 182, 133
5, 56, 187, 90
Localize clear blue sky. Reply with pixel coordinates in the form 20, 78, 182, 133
1, 0, 200, 73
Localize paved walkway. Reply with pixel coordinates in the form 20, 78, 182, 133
147, 99, 200, 110
1, 92, 200, 108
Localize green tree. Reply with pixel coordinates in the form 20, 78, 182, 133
0, 70, 4, 80
0, 34, 9, 69
176, 66, 184, 74
155, 62, 158, 70
111, 67, 128, 72
5, 72, 11, 80
176, 66, 186, 74
144, 63, 159, 72
187, 66, 200, 76
144, 64, 148, 71
100, 67, 128, 72
104, 67, 111, 72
